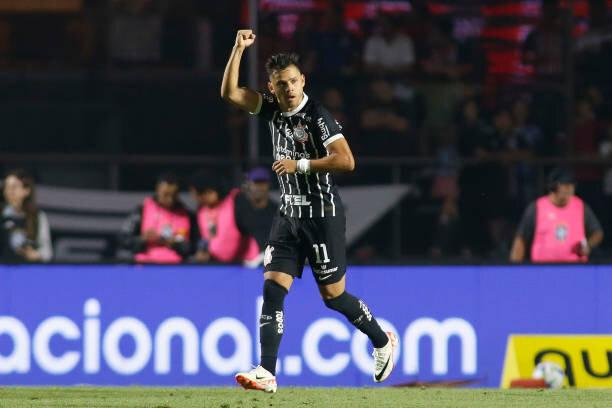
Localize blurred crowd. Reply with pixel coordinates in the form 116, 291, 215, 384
0, 0, 612, 262
0, 166, 278, 265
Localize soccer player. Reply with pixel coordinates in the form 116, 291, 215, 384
221, 29, 398, 393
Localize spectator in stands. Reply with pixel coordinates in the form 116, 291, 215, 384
457, 99, 492, 156
363, 14, 415, 76
510, 99, 543, 208
430, 196, 462, 259
234, 167, 277, 254
430, 125, 459, 200
359, 79, 413, 156
599, 121, 612, 232
292, 12, 318, 75
189, 170, 260, 266
322, 87, 347, 119
322, 87, 351, 140
573, 98, 602, 162
512, 98, 544, 154
574, 0, 612, 93
0, 169, 52, 262
573, 98, 604, 217
457, 99, 496, 255
522, 0, 564, 80
510, 168, 604, 263
522, 0, 566, 144
430, 126, 462, 258
493, 107, 534, 215
309, 7, 357, 77
418, 20, 468, 130
599, 121, 612, 197
421, 20, 465, 81
119, 172, 196, 264
475, 108, 517, 256
420, 18, 486, 83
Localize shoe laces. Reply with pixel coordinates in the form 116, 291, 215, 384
372, 346, 389, 371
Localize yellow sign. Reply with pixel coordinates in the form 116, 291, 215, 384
501, 335, 612, 388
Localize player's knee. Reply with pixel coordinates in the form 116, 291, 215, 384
263, 279, 288, 305
323, 291, 349, 311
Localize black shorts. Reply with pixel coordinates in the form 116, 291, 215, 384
263, 214, 346, 285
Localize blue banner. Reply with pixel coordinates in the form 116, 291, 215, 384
0, 265, 610, 386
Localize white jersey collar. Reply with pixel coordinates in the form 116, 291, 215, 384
281, 93, 308, 117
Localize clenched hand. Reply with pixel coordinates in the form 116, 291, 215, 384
272, 159, 297, 176
235, 29, 256, 49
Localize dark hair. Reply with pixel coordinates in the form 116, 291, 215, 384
156, 172, 180, 187
265, 53, 302, 77
189, 170, 225, 195
548, 167, 575, 192
4, 169, 38, 241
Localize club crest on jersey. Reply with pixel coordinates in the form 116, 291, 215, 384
555, 224, 568, 241
293, 121, 310, 144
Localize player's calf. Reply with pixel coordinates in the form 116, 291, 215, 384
260, 279, 288, 374
324, 291, 389, 348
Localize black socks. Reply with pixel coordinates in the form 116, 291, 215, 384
324, 291, 389, 348
259, 279, 288, 375
260, 282, 388, 376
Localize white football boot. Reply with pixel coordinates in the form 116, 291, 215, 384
373, 331, 399, 383
235, 365, 277, 393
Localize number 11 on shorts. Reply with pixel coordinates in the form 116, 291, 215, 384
312, 243, 330, 264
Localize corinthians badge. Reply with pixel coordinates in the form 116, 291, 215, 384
293, 121, 310, 144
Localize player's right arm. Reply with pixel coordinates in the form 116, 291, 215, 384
221, 29, 261, 113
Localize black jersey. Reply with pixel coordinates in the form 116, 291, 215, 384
254, 92, 345, 219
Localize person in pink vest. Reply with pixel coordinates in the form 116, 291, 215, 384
510, 168, 603, 263
189, 170, 261, 265
119, 172, 197, 264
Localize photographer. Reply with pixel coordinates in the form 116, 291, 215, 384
119, 172, 197, 264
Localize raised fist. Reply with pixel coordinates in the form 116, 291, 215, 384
235, 29, 256, 49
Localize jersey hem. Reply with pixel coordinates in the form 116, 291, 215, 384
323, 134, 344, 148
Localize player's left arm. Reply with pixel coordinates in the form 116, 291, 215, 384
272, 106, 354, 176
272, 137, 355, 175
312, 137, 355, 172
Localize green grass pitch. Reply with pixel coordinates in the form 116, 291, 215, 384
1, 387, 611, 408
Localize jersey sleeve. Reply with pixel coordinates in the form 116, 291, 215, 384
584, 203, 603, 236
118, 205, 146, 253
516, 202, 536, 242
251, 92, 278, 121
313, 105, 344, 148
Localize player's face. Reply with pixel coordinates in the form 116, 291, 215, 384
3, 175, 31, 209
554, 183, 575, 206
248, 181, 270, 202
268, 65, 305, 112
156, 182, 179, 209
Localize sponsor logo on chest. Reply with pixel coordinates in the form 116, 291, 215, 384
284, 194, 312, 206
